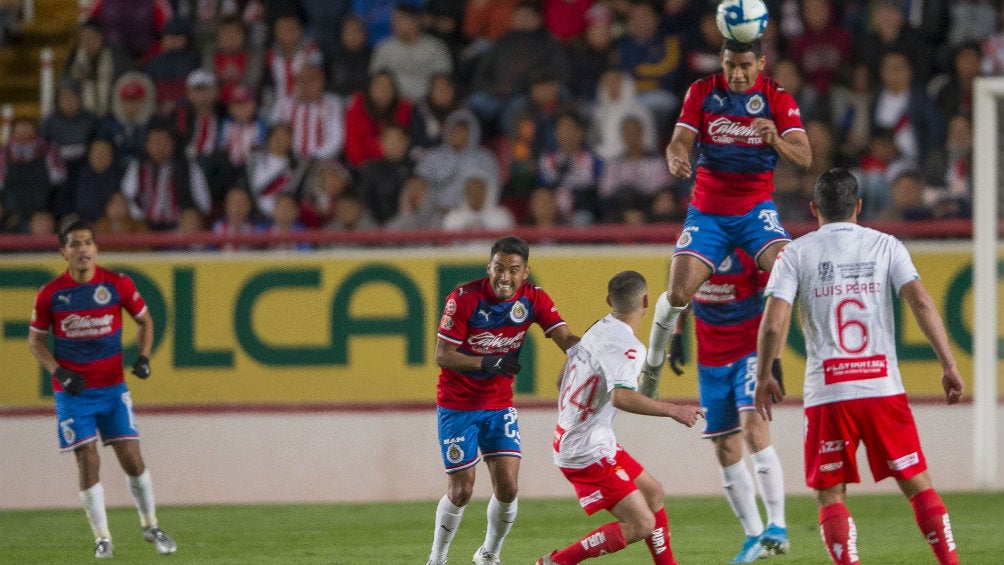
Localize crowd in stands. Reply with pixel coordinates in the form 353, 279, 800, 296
0, 0, 999, 249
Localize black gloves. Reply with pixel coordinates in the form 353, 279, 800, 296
55, 367, 86, 394
772, 358, 784, 395
481, 354, 521, 376
131, 355, 151, 379
668, 334, 685, 375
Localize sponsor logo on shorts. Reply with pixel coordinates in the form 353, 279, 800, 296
615, 467, 630, 482
820, 461, 843, 473
578, 489, 604, 509
820, 439, 845, 453
888, 452, 919, 471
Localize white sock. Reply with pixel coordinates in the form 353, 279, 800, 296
720, 461, 764, 537
80, 483, 111, 539
127, 470, 158, 528
647, 292, 686, 366
751, 445, 786, 528
482, 495, 517, 555
429, 495, 465, 564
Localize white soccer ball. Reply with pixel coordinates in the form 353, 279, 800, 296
716, 0, 769, 43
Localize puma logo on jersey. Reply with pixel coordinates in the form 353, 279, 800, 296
478, 309, 491, 321
57, 294, 71, 304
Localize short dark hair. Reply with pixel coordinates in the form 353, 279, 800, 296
59, 220, 94, 247
608, 270, 647, 314
813, 168, 859, 221
490, 236, 530, 263
721, 38, 763, 58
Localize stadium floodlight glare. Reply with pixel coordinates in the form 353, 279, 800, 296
972, 76, 1003, 490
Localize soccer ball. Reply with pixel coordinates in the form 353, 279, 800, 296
716, 0, 769, 43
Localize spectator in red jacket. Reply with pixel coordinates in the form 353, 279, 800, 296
343, 69, 412, 168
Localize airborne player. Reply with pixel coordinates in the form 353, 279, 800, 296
425, 236, 579, 565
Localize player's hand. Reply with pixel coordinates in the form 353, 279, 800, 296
666, 153, 692, 178
942, 367, 964, 405
752, 118, 779, 146
637, 361, 663, 398
668, 334, 685, 376
55, 367, 86, 395
131, 355, 151, 379
481, 354, 521, 376
754, 377, 783, 421
666, 403, 703, 427
771, 358, 785, 395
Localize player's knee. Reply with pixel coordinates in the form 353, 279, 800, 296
447, 483, 473, 507
624, 512, 657, 543
494, 482, 518, 503
666, 287, 691, 308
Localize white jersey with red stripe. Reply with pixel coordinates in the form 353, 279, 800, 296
764, 222, 920, 408
553, 314, 645, 469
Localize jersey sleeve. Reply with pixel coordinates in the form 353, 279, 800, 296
533, 287, 567, 335
770, 86, 805, 136
603, 343, 645, 392
675, 79, 708, 133
437, 289, 471, 345
764, 245, 799, 305
29, 286, 53, 333
888, 237, 921, 293
117, 274, 148, 319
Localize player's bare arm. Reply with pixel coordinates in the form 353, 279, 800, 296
665, 126, 696, 179
27, 329, 60, 374
135, 310, 154, 358
435, 338, 485, 372
755, 296, 791, 420
611, 387, 703, 426
751, 119, 811, 171
548, 325, 580, 352
899, 280, 965, 404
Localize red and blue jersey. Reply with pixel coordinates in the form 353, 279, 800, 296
677, 73, 804, 215
437, 277, 566, 411
691, 250, 769, 367
30, 266, 147, 391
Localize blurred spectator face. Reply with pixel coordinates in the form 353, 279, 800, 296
954, 45, 981, 83
584, 7, 613, 48
391, 9, 422, 42
599, 69, 623, 101
273, 16, 304, 50
528, 78, 560, 106
801, 0, 832, 32
463, 178, 489, 211
369, 72, 397, 110
267, 125, 293, 155
622, 208, 646, 225
104, 192, 130, 221
527, 187, 559, 225
335, 196, 364, 227
850, 63, 870, 92
272, 194, 299, 227
873, 2, 905, 40
295, 65, 325, 101
870, 135, 897, 162
29, 211, 55, 235
771, 59, 803, 95
224, 188, 253, 223
620, 116, 644, 154
509, 5, 542, 32
399, 176, 428, 211
447, 120, 470, 150
879, 52, 912, 93
805, 120, 833, 164
946, 115, 972, 148
57, 87, 82, 116
145, 129, 175, 163
380, 126, 410, 160
428, 74, 456, 108
10, 120, 38, 143
177, 207, 204, 232
699, 13, 720, 45
228, 98, 257, 122
161, 32, 188, 51
722, 48, 765, 93
217, 20, 246, 51
188, 84, 219, 111
79, 25, 104, 57
891, 174, 923, 209
88, 140, 114, 172
555, 115, 584, 153
341, 17, 367, 51
627, 2, 659, 42
649, 189, 680, 220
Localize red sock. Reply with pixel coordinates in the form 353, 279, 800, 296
910, 488, 959, 565
552, 522, 627, 564
644, 508, 677, 565
819, 503, 859, 564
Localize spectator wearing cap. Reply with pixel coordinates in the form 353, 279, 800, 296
63, 19, 133, 118
41, 77, 100, 218
174, 69, 222, 160
369, 2, 453, 102
263, 8, 323, 115
218, 85, 268, 186
542, 0, 593, 42
100, 71, 157, 160
205, 16, 265, 106
145, 17, 203, 116
271, 63, 345, 162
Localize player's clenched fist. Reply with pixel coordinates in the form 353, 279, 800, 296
55, 367, 86, 394
666, 403, 704, 427
131, 355, 151, 379
481, 354, 521, 376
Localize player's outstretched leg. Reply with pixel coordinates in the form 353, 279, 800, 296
427, 495, 465, 565
545, 522, 628, 565
908, 489, 959, 565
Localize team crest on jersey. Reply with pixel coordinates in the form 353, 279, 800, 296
446, 443, 464, 464
818, 261, 834, 283
509, 301, 528, 323
440, 314, 454, 330
444, 298, 457, 315
745, 94, 765, 115
93, 285, 111, 305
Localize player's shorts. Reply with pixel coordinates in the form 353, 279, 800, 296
674, 201, 790, 270
54, 382, 139, 452
698, 352, 758, 439
559, 446, 643, 515
437, 406, 521, 474
804, 394, 927, 490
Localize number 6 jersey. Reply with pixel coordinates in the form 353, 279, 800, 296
553, 314, 646, 469
764, 222, 920, 408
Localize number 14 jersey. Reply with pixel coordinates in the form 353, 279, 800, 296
553, 314, 646, 469
765, 222, 920, 408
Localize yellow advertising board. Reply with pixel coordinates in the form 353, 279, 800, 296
0, 244, 997, 409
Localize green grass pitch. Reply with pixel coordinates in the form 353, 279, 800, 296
1, 492, 1001, 564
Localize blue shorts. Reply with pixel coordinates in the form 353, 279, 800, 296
697, 353, 758, 439
54, 382, 139, 452
674, 201, 790, 270
437, 406, 521, 474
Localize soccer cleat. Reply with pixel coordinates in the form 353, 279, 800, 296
94, 537, 114, 559
472, 546, 501, 565
759, 523, 790, 555
425, 560, 446, 565
535, 553, 560, 565
638, 361, 664, 398
729, 535, 766, 563
143, 526, 177, 555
